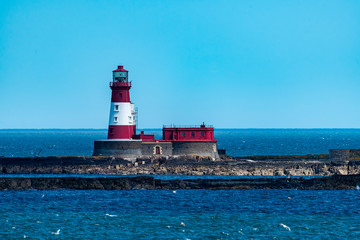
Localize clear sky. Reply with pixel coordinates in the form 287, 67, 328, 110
1, 0, 360, 129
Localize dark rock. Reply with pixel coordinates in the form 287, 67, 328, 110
0, 155, 359, 176
0, 175, 359, 190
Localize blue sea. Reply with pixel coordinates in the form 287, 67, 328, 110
1, 129, 360, 239
1, 128, 360, 157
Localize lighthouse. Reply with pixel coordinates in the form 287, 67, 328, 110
94, 65, 219, 159
107, 65, 137, 139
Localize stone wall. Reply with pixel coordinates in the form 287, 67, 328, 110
350, 149, 360, 159
93, 140, 142, 157
172, 141, 219, 159
141, 142, 173, 156
94, 140, 219, 159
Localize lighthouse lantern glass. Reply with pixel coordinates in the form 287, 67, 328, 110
113, 71, 128, 82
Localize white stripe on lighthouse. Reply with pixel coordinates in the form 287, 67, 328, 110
109, 102, 136, 126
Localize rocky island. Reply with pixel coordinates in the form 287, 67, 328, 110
1, 149, 360, 190
1, 149, 360, 176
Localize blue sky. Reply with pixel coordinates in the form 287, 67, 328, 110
1, 0, 360, 128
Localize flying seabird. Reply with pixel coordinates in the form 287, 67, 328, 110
280, 223, 291, 232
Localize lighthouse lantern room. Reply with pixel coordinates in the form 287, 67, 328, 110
107, 65, 137, 139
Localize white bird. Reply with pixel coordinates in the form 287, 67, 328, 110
280, 223, 291, 232
180, 222, 186, 227
246, 159, 255, 162
172, 190, 176, 193
105, 214, 118, 217
51, 229, 60, 235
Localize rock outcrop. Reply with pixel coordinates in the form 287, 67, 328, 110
1, 155, 360, 176
0, 175, 360, 190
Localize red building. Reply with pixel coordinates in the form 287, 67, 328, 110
162, 124, 215, 141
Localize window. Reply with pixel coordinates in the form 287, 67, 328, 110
114, 117, 118, 122
201, 132, 204, 137
114, 105, 119, 111
110, 128, 113, 133
191, 132, 195, 137
120, 93, 123, 99
174, 135, 177, 140
182, 132, 185, 137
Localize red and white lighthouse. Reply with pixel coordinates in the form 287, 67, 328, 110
107, 65, 137, 139
94, 65, 219, 159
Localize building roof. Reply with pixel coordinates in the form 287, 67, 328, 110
113, 65, 128, 72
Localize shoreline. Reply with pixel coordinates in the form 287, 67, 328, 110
0, 174, 359, 190
0, 154, 359, 176
0, 154, 359, 190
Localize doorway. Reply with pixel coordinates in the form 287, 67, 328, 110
155, 146, 161, 155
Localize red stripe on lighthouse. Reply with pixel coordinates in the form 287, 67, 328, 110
108, 125, 136, 139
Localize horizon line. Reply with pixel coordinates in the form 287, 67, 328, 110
1, 128, 360, 130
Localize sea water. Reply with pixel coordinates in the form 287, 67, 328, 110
1, 129, 360, 239
0, 189, 360, 239
1, 128, 360, 157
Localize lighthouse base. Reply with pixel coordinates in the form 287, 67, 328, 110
93, 140, 142, 158
93, 140, 219, 160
